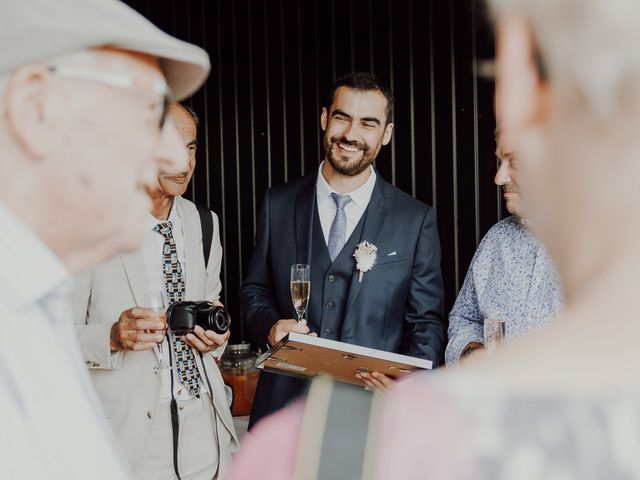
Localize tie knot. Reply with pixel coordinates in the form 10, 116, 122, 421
330, 192, 351, 210
154, 221, 173, 238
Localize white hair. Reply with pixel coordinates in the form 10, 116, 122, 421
489, 0, 640, 124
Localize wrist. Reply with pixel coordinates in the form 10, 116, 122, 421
109, 323, 122, 352
267, 323, 279, 347
461, 342, 483, 358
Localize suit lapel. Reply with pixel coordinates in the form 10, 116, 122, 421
175, 197, 202, 300
346, 175, 391, 311
295, 173, 318, 265
120, 252, 148, 307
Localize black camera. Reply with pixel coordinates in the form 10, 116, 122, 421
166, 301, 231, 336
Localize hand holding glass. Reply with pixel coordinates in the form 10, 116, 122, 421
290, 264, 310, 323
143, 291, 167, 341
483, 318, 505, 354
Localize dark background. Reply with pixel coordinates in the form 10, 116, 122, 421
123, 0, 499, 344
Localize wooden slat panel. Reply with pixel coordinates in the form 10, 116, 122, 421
123, 0, 498, 343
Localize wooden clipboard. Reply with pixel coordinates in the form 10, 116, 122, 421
255, 332, 432, 386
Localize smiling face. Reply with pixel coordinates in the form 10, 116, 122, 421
154, 103, 197, 197
320, 86, 394, 177
0, 47, 189, 269
53, 50, 188, 256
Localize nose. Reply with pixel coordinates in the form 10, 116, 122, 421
494, 159, 511, 186
341, 121, 360, 142
154, 119, 189, 176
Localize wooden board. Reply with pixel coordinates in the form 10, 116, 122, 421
256, 332, 432, 386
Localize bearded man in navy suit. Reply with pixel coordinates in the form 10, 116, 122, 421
241, 72, 446, 428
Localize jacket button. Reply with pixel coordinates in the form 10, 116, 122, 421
325, 302, 334, 309
328, 275, 335, 283
322, 328, 331, 336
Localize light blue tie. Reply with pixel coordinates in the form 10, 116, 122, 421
327, 193, 352, 262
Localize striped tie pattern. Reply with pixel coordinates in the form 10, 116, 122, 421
154, 221, 201, 397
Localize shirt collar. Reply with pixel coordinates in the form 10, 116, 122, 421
0, 202, 70, 309
316, 162, 377, 208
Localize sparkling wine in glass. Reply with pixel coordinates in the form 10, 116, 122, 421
484, 318, 505, 354
143, 291, 167, 340
290, 264, 310, 323
143, 291, 167, 367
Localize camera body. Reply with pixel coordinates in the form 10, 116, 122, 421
166, 301, 231, 336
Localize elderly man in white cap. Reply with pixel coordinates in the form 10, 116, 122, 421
0, 0, 209, 478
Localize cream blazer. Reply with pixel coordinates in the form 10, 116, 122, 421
70, 196, 238, 478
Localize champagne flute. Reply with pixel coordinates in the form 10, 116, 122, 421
143, 291, 167, 367
483, 318, 506, 354
143, 291, 167, 340
290, 264, 310, 323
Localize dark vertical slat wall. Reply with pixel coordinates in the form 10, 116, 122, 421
124, 0, 498, 344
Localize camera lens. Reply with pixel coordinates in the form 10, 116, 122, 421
196, 305, 231, 334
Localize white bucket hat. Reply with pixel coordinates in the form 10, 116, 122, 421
0, 0, 210, 100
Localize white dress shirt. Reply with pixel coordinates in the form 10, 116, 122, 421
142, 201, 218, 402
316, 162, 377, 245
0, 202, 131, 479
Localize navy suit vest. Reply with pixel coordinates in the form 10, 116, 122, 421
307, 204, 368, 341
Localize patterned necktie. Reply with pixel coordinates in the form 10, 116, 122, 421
154, 221, 201, 397
327, 193, 352, 262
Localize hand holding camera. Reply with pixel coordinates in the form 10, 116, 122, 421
184, 325, 230, 353
166, 300, 231, 353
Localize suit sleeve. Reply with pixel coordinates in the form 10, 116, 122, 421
404, 207, 446, 365
70, 269, 123, 370
240, 190, 283, 350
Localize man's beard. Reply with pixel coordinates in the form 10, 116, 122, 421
324, 134, 377, 176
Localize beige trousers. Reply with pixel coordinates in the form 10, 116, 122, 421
137, 393, 219, 480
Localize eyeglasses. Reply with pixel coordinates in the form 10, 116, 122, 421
47, 65, 171, 129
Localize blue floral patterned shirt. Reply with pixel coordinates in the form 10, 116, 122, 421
445, 216, 563, 364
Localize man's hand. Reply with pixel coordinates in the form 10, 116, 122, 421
184, 326, 230, 353
182, 298, 230, 353
356, 372, 396, 392
110, 307, 165, 352
268, 319, 315, 346
460, 341, 485, 362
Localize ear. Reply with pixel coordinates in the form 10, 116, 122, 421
495, 15, 548, 143
381, 122, 394, 145
320, 107, 328, 131
4, 64, 57, 159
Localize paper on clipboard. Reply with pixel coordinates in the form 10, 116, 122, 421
256, 332, 432, 386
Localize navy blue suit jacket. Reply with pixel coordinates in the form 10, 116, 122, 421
240, 170, 445, 428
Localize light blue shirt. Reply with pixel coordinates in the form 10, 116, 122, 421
445, 216, 563, 364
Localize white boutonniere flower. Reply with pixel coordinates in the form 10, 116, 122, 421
353, 241, 378, 282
